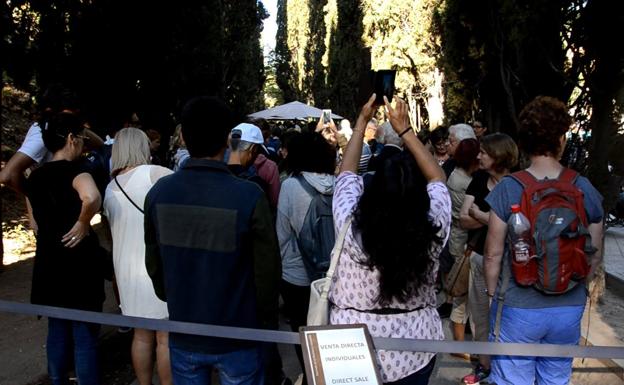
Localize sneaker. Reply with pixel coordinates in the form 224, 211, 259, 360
462, 364, 490, 384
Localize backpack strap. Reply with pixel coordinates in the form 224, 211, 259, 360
296, 175, 320, 198
510, 170, 537, 189
512, 168, 579, 186
557, 168, 579, 184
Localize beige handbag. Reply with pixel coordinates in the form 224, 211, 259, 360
306, 217, 352, 326
445, 246, 472, 297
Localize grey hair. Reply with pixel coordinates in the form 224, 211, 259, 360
230, 139, 255, 152
111, 127, 151, 176
239, 140, 255, 151
449, 123, 476, 141
379, 121, 403, 147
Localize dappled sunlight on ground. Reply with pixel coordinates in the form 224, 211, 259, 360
2, 223, 35, 266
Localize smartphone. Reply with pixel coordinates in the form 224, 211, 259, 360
372, 70, 396, 106
322, 109, 332, 124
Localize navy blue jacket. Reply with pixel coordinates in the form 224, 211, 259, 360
145, 158, 280, 353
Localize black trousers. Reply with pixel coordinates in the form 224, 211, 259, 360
280, 279, 311, 384
385, 356, 437, 385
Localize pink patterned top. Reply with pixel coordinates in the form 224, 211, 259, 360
329, 171, 451, 382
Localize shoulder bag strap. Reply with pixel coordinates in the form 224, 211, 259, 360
325, 217, 353, 281
493, 249, 512, 342
114, 176, 144, 214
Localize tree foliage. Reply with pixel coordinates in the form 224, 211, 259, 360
437, 0, 623, 204
274, 0, 442, 124
437, 0, 574, 134
1, 1, 268, 132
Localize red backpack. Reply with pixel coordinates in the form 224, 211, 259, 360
510, 168, 594, 294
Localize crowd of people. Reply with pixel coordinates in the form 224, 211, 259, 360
0, 89, 604, 385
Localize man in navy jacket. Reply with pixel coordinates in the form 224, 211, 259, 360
145, 96, 281, 385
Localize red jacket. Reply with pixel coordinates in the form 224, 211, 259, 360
254, 154, 281, 209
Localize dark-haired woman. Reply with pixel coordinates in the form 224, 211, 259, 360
276, 131, 337, 382
484, 96, 603, 385
429, 126, 449, 166
458, 133, 518, 384
329, 95, 451, 384
25, 111, 104, 385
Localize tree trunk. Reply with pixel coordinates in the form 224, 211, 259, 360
0, 87, 4, 272
0, 0, 6, 271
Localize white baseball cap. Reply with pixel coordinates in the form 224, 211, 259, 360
231, 123, 264, 144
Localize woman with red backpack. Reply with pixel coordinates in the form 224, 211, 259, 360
483, 96, 604, 385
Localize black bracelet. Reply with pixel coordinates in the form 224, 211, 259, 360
398, 127, 412, 137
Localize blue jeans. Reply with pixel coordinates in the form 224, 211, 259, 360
47, 318, 100, 385
170, 346, 264, 385
488, 302, 584, 385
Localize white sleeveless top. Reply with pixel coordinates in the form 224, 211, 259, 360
103, 164, 172, 318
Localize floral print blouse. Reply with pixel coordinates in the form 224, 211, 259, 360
329, 171, 451, 382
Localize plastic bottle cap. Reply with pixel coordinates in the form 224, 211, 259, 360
511, 204, 521, 213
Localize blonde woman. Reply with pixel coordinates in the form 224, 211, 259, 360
103, 128, 173, 385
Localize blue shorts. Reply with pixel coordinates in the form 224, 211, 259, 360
488, 301, 584, 385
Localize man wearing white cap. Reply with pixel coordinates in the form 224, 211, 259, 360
228, 123, 265, 170
227, 123, 273, 205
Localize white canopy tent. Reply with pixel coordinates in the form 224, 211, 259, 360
248, 101, 343, 121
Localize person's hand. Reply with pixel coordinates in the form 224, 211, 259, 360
384, 96, 410, 134
321, 122, 338, 147
62, 220, 89, 248
356, 94, 377, 128
316, 116, 327, 133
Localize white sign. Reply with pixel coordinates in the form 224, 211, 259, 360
300, 324, 381, 385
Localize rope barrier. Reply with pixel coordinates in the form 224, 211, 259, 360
1, 300, 623, 359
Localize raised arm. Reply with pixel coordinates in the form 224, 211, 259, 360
63, 172, 102, 248
339, 94, 376, 174
384, 96, 445, 183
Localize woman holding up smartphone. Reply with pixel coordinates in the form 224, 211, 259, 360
328, 94, 451, 384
